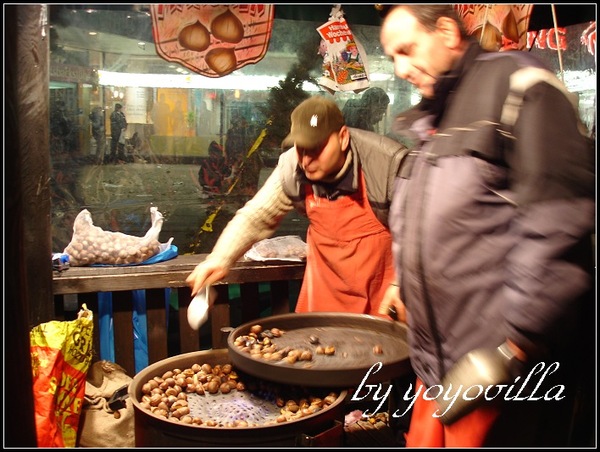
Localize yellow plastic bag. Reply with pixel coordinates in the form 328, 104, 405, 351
30, 305, 94, 447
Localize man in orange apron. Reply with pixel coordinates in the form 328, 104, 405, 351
187, 95, 412, 445
187, 95, 408, 318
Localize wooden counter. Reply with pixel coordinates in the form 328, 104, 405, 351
53, 254, 306, 376
53, 253, 306, 294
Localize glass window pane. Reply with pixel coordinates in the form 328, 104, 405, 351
48, 5, 596, 257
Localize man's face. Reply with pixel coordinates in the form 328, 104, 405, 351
380, 7, 454, 99
295, 126, 349, 181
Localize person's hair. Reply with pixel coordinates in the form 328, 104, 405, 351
115, 103, 122, 110
388, 5, 469, 39
361, 87, 390, 109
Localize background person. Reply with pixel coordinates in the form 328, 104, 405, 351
171, 99, 186, 136
150, 93, 173, 155
198, 141, 231, 195
151, 93, 171, 136
380, 5, 595, 447
50, 99, 72, 155
89, 106, 106, 164
342, 87, 390, 132
223, 113, 264, 196
225, 113, 252, 177
109, 103, 127, 163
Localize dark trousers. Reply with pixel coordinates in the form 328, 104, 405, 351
93, 133, 105, 163
109, 136, 125, 162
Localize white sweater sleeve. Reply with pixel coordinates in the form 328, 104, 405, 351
204, 165, 295, 268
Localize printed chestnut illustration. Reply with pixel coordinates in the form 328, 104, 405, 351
178, 21, 211, 52
205, 47, 238, 76
211, 9, 244, 43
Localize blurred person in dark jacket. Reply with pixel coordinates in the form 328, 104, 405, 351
379, 5, 595, 447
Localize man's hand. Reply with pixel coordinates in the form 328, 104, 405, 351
185, 260, 229, 297
437, 342, 525, 425
378, 283, 407, 322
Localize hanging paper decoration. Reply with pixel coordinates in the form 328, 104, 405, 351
580, 21, 596, 60
317, 5, 370, 93
454, 4, 533, 51
150, 4, 274, 78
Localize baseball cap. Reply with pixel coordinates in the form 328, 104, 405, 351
282, 96, 345, 149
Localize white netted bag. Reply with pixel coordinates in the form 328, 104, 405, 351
64, 206, 170, 266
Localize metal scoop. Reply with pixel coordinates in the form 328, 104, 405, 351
187, 285, 213, 330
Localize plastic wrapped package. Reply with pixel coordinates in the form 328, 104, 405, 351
244, 235, 307, 262
63, 206, 174, 266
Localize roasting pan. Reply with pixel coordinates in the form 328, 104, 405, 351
227, 312, 411, 387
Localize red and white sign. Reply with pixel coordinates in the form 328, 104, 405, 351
317, 16, 370, 93
151, 4, 274, 78
454, 4, 533, 51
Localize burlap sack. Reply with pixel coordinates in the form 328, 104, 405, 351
77, 361, 135, 448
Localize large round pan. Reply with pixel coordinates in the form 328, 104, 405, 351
227, 312, 411, 387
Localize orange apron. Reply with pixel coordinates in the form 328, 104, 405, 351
295, 170, 394, 315
405, 378, 500, 447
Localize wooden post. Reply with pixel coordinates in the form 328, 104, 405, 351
5, 4, 52, 446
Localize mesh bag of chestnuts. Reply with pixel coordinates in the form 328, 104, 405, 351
63, 206, 174, 266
